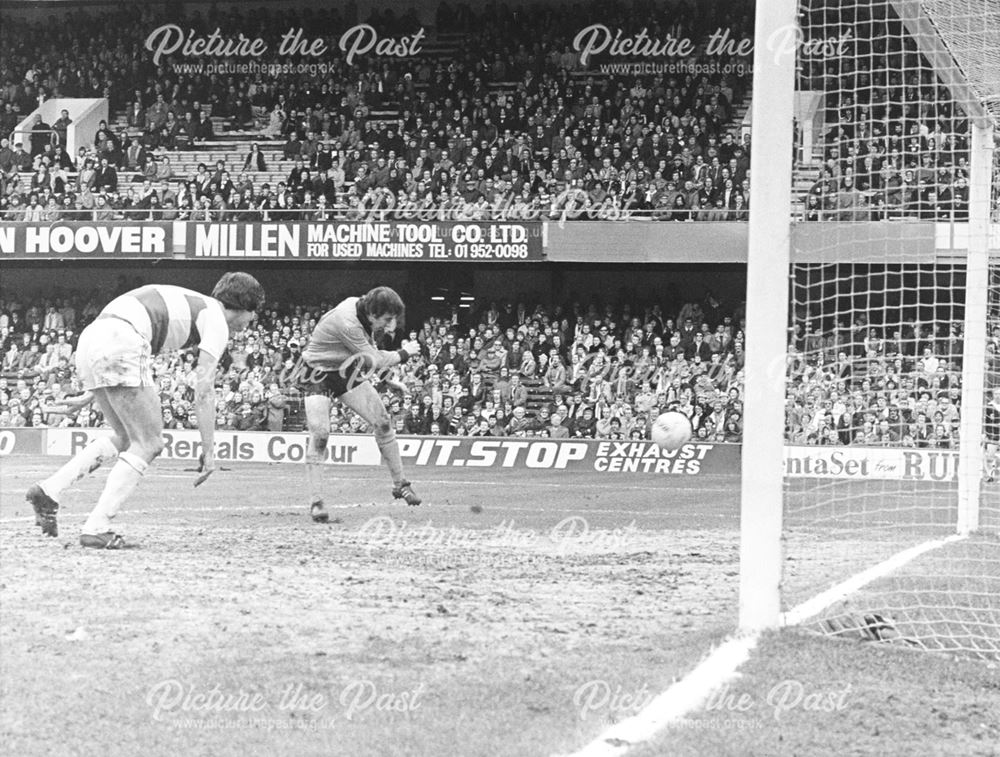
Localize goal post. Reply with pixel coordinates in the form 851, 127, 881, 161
957, 121, 994, 534
739, 0, 1000, 658
737, 0, 798, 632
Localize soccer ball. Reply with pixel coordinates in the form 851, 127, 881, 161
651, 411, 693, 451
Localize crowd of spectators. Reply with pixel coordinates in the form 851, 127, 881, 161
4, 281, 999, 450
797, 1, 979, 222
4, 0, 998, 223
786, 314, 1000, 448
1, 0, 754, 222
0, 283, 749, 442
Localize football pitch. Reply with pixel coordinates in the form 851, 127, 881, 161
1, 456, 996, 756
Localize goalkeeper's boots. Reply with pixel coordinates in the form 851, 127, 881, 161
310, 500, 330, 523
392, 480, 422, 506
26, 484, 59, 537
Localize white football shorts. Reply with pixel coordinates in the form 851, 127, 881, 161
75, 317, 153, 389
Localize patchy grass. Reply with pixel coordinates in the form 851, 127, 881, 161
632, 630, 1000, 757
2, 456, 996, 756
0, 457, 738, 757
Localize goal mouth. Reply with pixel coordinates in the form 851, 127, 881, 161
741, 0, 1000, 661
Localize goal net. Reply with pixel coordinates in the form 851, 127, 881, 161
744, 0, 1000, 659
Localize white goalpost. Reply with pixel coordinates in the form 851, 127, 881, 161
737, 0, 796, 632
957, 120, 993, 535
739, 0, 1000, 659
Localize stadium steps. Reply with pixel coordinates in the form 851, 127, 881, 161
732, 101, 750, 127
423, 32, 462, 54
791, 165, 822, 219
481, 375, 554, 418
108, 105, 415, 193
95, 131, 313, 194
524, 378, 555, 415
95, 80, 753, 203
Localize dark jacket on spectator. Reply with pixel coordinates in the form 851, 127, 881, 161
196, 113, 214, 140
29, 119, 52, 157
126, 103, 146, 129
94, 164, 118, 192
283, 136, 302, 160
685, 336, 713, 362
124, 142, 147, 172
244, 149, 267, 172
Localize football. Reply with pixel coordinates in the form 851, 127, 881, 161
651, 411, 693, 451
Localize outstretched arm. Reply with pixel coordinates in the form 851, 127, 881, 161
192, 349, 221, 486
41, 390, 95, 414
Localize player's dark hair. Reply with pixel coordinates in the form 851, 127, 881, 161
360, 286, 405, 326
212, 272, 265, 312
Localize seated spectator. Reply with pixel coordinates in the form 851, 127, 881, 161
264, 105, 286, 140
94, 158, 118, 193
196, 111, 214, 141
155, 156, 174, 182
93, 192, 115, 221
505, 405, 531, 435
283, 133, 303, 161
123, 139, 147, 173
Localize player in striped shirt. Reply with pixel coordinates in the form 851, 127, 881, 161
299, 286, 422, 521
26, 272, 265, 549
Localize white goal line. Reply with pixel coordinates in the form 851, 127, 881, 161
781, 534, 968, 626
555, 633, 759, 757
557, 533, 966, 757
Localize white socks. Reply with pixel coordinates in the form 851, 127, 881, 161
40, 435, 119, 502
82, 451, 148, 535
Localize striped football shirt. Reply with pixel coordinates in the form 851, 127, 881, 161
100, 285, 229, 359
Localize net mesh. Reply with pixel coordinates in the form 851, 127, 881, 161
780, 0, 1000, 660
920, 0, 1000, 122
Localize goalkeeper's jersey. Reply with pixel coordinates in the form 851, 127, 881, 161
302, 296, 395, 370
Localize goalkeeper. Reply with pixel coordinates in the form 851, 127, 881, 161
297, 286, 422, 522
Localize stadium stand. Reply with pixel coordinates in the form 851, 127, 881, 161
4, 285, 998, 446
3, 0, 996, 444
0, 288, 750, 441
793, 1, 985, 221
1, 1, 754, 222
